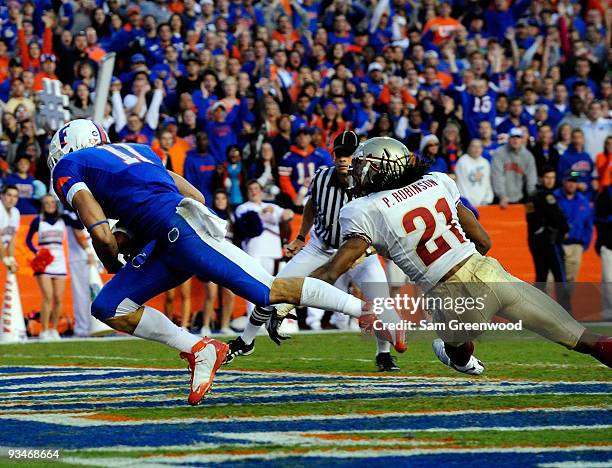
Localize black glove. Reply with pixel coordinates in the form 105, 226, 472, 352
265, 307, 297, 345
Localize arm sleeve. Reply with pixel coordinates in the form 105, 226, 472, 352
25, 217, 40, 254
278, 159, 297, 199
112, 91, 127, 133
42, 26, 53, 54
339, 203, 376, 246
18, 28, 31, 71
145, 89, 164, 129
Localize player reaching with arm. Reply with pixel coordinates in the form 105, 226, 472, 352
311, 137, 612, 374
48, 119, 384, 405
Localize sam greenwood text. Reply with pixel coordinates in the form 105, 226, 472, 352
374, 320, 524, 332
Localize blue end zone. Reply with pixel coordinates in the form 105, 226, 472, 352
0, 409, 610, 449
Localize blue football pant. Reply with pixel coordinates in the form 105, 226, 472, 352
92, 214, 274, 320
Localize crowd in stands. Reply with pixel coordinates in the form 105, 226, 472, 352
0, 0, 611, 332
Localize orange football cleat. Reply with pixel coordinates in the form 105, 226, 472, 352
180, 337, 229, 406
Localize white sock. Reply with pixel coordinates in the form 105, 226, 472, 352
133, 306, 200, 353
241, 321, 261, 345
376, 338, 391, 354
300, 278, 363, 318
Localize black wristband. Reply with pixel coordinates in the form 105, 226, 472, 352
296, 234, 306, 242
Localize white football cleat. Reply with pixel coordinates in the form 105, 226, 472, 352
432, 338, 485, 375
180, 337, 229, 405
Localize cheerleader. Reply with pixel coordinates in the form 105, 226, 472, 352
25, 195, 83, 340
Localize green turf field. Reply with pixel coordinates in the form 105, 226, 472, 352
0, 330, 610, 466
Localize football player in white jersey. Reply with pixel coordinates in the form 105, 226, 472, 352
0, 185, 20, 273
311, 137, 612, 373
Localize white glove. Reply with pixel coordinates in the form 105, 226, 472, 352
2, 256, 15, 267
275, 303, 296, 318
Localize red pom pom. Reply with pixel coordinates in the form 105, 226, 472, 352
30, 248, 55, 273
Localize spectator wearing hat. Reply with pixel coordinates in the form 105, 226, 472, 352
492, 127, 537, 207
205, 101, 239, 165
557, 128, 595, 194
455, 139, 494, 207
554, 171, 594, 285
362, 61, 385, 99
33, 53, 58, 92
279, 127, 331, 210
421, 134, 448, 174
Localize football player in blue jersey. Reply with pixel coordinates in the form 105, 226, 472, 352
49, 119, 392, 406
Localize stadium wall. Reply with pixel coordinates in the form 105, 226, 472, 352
3, 205, 605, 327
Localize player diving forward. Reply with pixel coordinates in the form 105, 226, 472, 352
48, 119, 399, 405
310, 137, 612, 373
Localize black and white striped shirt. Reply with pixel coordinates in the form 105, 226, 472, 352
308, 166, 351, 249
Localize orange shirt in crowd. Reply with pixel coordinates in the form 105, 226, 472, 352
0, 55, 9, 84
422, 17, 461, 45
596, 152, 612, 190
151, 137, 191, 176
271, 30, 300, 50
86, 45, 107, 63
33, 71, 58, 92
379, 86, 417, 108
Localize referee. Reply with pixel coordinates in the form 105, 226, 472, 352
228, 131, 402, 372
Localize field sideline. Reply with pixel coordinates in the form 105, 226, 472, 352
0, 330, 611, 466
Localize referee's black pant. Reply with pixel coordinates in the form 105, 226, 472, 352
528, 235, 572, 311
